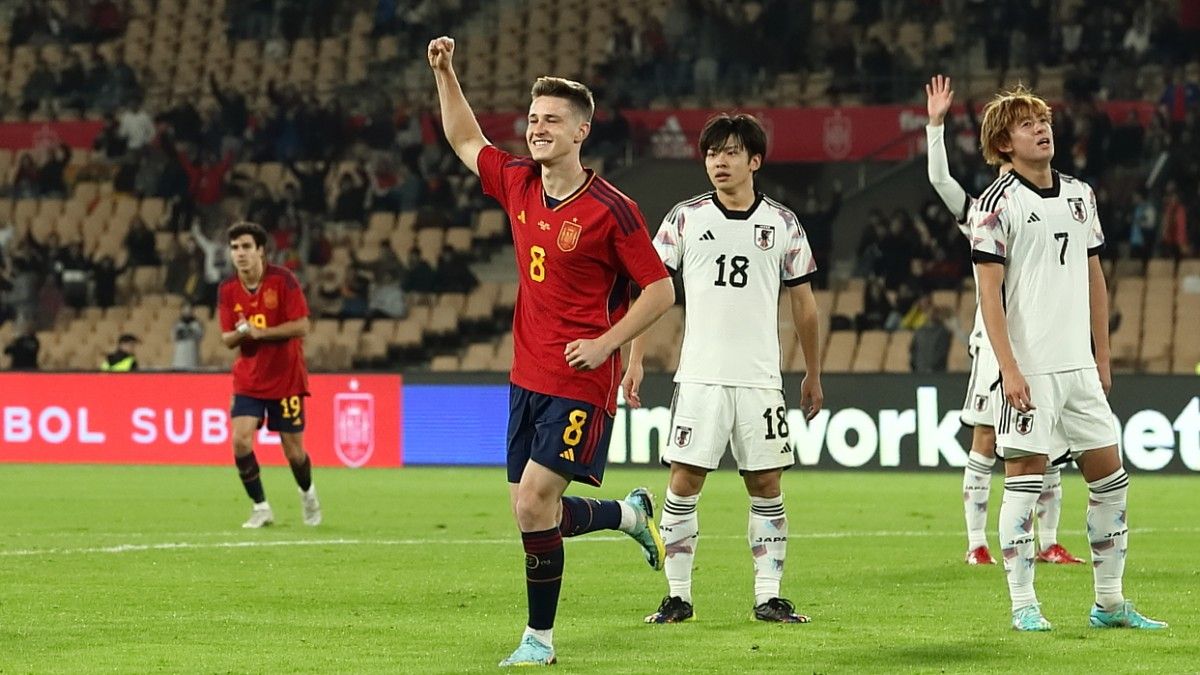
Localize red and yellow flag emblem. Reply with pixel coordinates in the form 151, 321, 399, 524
557, 222, 582, 252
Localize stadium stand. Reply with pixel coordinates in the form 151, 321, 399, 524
0, 0, 1197, 375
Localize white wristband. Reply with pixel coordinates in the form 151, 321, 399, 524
237, 323, 250, 335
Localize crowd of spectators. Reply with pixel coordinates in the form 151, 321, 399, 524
585, 0, 1200, 107
845, 64, 1200, 372
5, 0, 1200, 372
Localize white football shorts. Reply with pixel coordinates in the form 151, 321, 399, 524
663, 382, 795, 472
994, 367, 1118, 459
961, 342, 1000, 427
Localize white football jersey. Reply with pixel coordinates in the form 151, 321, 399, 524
969, 170, 1104, 375
954, 200, 997, 352
652, 191, 817, 388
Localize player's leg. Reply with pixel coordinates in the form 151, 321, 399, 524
1034, 459, 1083, 563
1065, 370, 1166, 629
734, 387, 808, 623
645, 384, 732, 623
501, 385, 558, 665
994, 375, 1058, 631
964, 426, 998, 564
230, 395, 272, 528
645, 461, 706, 623
742, 468, 808, 623
503, 460, 569, 667
1000, 452, 1050, 630
537, 399, 659, 563
268, 396, 320, 526
961, 347, 998, 564
500, 387, 622, 666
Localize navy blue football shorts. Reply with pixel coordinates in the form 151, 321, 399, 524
231, 394, 306, 433
506, 384, 614, 486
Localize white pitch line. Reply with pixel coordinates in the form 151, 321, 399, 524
1, 527, 1192, 558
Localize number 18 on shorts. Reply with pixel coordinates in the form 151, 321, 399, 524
664, 383, 794, 472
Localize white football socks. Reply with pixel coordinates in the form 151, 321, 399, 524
1036, 464, 1062, 550
748, 494, 787, 606
1000, 475, 1041, 611
1087, 468, 1129, 610
661, 490, 699, 603
963, 451, 995, 549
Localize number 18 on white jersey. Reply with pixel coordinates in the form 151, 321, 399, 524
652, 192, 817, 389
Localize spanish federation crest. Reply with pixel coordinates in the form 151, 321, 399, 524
263, 288, 278, 309
1067, 197, 1086, 223
333, 387, 375, 467
1015, 412, 1035, 435
557, 221, 582, 252
673, 425, 692, 448
754, 224, 775, 250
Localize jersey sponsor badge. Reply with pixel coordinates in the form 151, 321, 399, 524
754, 224, 775, 250
1067, 197, 1086, 223
1015, 411, 1034, 435
557, 221, 582, 251
264, 288, 278, 309
333, 384, 375, 467
673, 424, 692, 447
973, 394, 988, 412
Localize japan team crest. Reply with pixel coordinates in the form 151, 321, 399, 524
333, 388, 375, 467
263, 288, 278, 309
1067, 197, 1087, 223
557, 221, 582, 252
1015, 412, 1035, 435
973, 395, 988, 413
754, 224, 775, 250
673, 425, 692, 448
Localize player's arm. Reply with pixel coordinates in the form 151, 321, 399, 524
925, 75, 971, 223
788, 283, 824, 420
976, 262, 1033, 411
623, 331, 649, 408
221, 324, 248, 349
218, 286, 248, 349
427, 36, 488, 176
1088, 255, 1112, 394
566, 277, 674, 371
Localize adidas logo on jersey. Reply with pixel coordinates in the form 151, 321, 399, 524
700, 230, 716, 241
1027, 212, 1041, 223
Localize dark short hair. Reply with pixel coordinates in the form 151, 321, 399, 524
698, 113, 768, 163
530, 76, 594, 122
226, 221, 268, 249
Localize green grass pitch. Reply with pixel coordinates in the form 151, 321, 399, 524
2, 465, 1196, 673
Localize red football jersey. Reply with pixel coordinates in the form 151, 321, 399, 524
478, 145, 669, 414
218, 264, 310, 399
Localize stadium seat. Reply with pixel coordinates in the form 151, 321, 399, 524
883, 331, 912, 372
356, 333, 389, 367
460, 342, 495, 371
429, 354, 459, 371
822, 332, 856, 373
1146, 258, 1175, 278
851, 331, 888, 372
931, 289, 959, 312
475, 209, 509, 240
424, 306, 460, 341
446, 227, 473, 253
